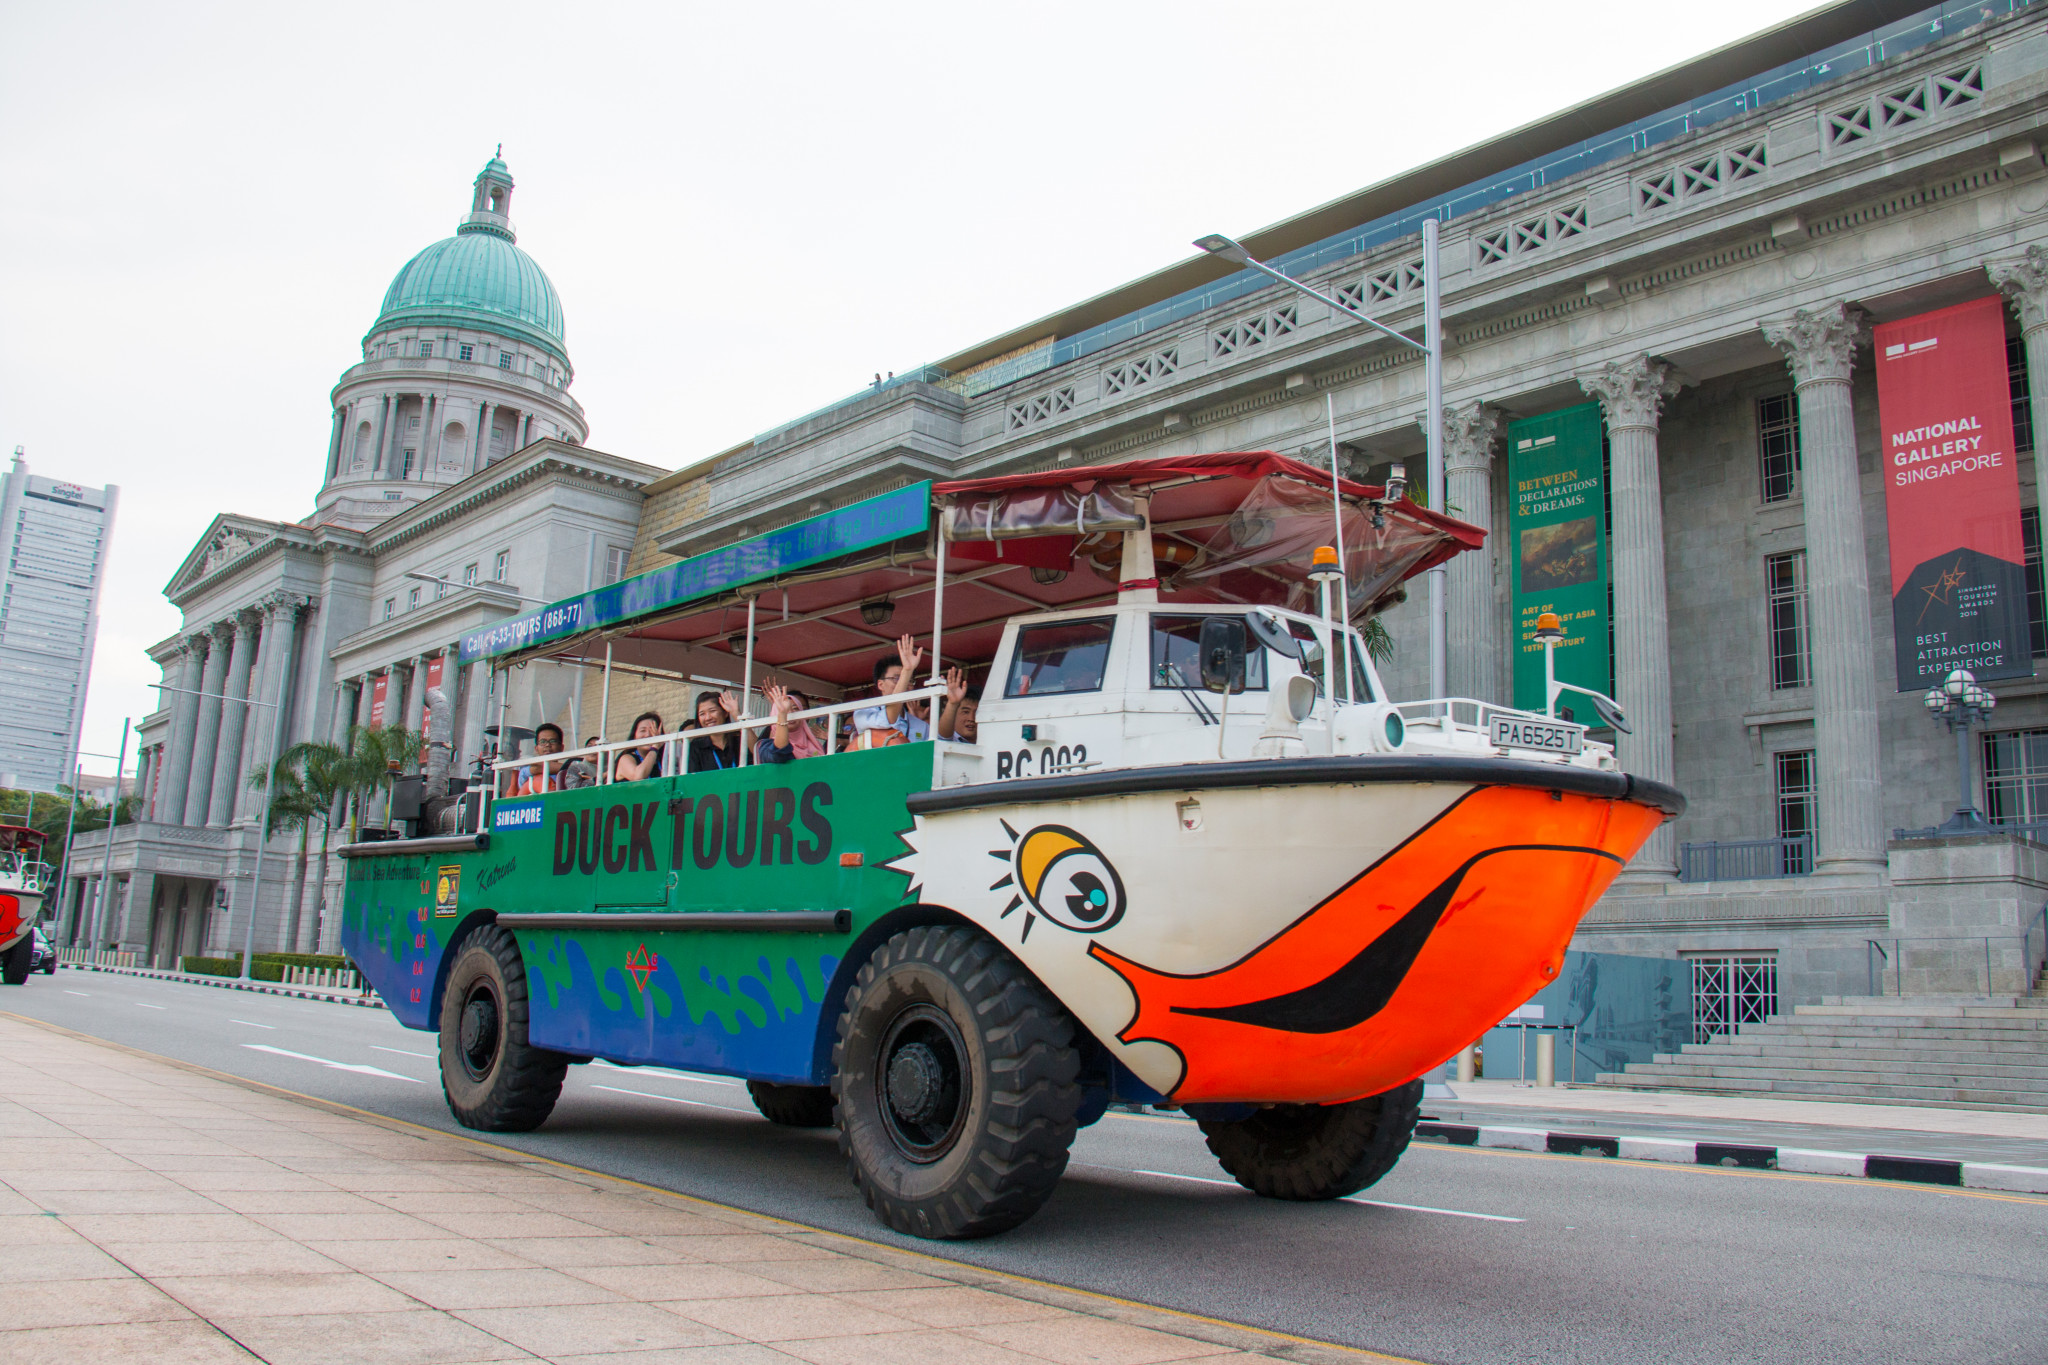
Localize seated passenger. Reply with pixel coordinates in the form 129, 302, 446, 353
936, 667, 979, 743
512, 723, 569, 795
686, 690, 743, 771
850, 636, 926, 748
757, 682, 828, 763
613, 712, 666, 783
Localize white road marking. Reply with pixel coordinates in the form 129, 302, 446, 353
63, 990, 88, 996
136, 1003, 165, 1010
589, 1083, 751, 1114
242, 1044, 423, 1083
1131, 1168, 1522, 1222
373, 1046, 434, 1059
229, 1020, 274, 1029
590, 1059, 742, 1086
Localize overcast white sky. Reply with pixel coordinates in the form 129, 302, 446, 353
3, 0, 1819, 777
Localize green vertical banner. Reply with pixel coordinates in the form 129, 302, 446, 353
1509, 402, 1611, 714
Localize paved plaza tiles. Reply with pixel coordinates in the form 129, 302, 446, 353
0, 1015, 1353, 1365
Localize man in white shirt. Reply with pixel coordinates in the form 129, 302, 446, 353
851, 635, 930, 743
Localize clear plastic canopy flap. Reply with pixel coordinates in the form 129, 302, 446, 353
940, 483, 1144, 542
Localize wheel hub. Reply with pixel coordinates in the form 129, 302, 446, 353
458, 985, 500, 1081
874, 1004, 969, 1162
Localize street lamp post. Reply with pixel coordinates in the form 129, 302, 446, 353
1193, 224, 1448, 698
1922, 667, 1998, 835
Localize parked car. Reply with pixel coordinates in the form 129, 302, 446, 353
28, 925, 55, 975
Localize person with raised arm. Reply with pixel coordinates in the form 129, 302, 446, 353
851, 635, 927, 749
756, 682, 828, 764
936, 667, 979, 743
686, 690, 744, 771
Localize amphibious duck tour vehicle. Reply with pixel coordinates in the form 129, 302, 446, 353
340, 452, 1681, 1238
0, 823, 51, 985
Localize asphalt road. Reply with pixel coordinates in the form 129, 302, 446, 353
6, 968, 2044, 1365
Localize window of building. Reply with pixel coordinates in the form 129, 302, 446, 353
1774, 749, 1815, 874
493, 551, 509, 582
498, 352, 513, 370
1765, 550, 1809, 689
434, 579, 447, 600
400, 448, 414, 480
419, 341, 433, 359
407, 586, 420, 611
2025, 507, 2046, 659
459, 343, 474, 362
604, 545, 630, 583
1687, 954, 1779, 1043
382, 598, 395, 621
1758, 393, 1801, 503
2009, 333, 2034, 455
463, 563, 478, 586
1983, 727, 2048, 828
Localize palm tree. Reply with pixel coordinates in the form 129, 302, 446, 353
251, 740, 355, 954
342, 724, 424, 839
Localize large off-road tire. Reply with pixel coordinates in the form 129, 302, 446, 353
438, 924, 570, 1132
1198, 1079, 1424, 1200
2, 937, 32, 985
833, 924, 1081, 1239
748, 1081, 835, 1128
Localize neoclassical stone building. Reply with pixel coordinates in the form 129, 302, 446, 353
598, 0, 2048, 1014
64, 157, 662, 964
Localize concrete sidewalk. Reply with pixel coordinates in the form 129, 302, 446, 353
1425, 1079, 2048, 1167
0, 1016, 1337, 1365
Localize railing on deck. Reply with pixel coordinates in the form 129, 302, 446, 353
1678, 835, 1813, 883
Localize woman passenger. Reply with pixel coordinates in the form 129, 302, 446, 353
757, 682, 826, 763
686, 690, 743, 771
613, 712, 666, 783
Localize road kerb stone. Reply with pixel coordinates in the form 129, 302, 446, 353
1962, 1162, 2048, 1193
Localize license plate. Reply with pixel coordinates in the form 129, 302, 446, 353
1489, 715, 1582, 755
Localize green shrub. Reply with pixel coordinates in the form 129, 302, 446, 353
179, 952, 357, 983
181, 954, 241, 977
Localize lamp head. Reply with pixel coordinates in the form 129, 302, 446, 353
1534, 611, 1565, 643
1384, 462, 1408, 502
859, 599, 895, 627
1307, 545, 1344, 583
1194, 233, 1253, 266
1944, 667, 1975, 697
1923, 688, 1946, 714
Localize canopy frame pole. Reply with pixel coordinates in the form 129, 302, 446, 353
741, 594, 758, 766
929, 534, 947, 686
598, 640, 613, 749
1325, 391, 1350, 706
1424, 214, 1448, 700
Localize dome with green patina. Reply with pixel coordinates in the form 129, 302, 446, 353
368, 155, 569, 367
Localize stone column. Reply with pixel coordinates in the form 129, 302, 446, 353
1439, 401, 1507, 704
481, 403, 501, 467
518, 412, 533, 450
1580, 356, 1684, 877
233, 611, 277, 818
1763, 303, 1885, 874
325, 407, 345, 479
243, 598, 301, 822
461, 658, 490, 774
370, 394, 391, 477
134, 747, 154, 822
424, 394, 445, 475
181, 624, 233, 827
355, 672, 378, 731
1989, 246, 2048, 526
156, 640, 205, 826
204, 613, 258, 826
403, 654, 428, 734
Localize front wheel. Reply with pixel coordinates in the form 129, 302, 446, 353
1197, 1080, 1424, 1200
438, 924, 570, 1132
2, 938, 31, 985
833, 925, 1081, 1239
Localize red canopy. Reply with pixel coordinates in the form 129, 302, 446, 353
571, 452, 1482, 694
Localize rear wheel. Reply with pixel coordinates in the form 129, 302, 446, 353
2, 938, 31, 985
437, 924, 569, 1132
1197, 1080, 1424, 1200
747, 1081, 835, 1127
833, 925, 1081, 1239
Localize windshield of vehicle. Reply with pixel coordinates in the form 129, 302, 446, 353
1005, 617, 1116, 697
1348, 632, 1377, 702
1150, 614, 1267, 690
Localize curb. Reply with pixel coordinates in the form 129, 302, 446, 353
1416, 1121, 2048, 1194
56, 961, 387, 1010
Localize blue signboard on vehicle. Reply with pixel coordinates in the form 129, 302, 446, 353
459, 482, 932, 665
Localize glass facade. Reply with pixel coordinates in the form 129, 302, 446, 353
0, 467, 116, 791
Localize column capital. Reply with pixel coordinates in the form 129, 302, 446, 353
1988, 245, 2048, 333
1762, 302, 1867, 386
1579, 355, 1684, 430
185, 631, 213, 654
209, 619, 236, 645
1437, 401, 1506, 474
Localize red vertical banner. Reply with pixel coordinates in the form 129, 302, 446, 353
370, 674, 389, 728
1876, 296, 2030, 690
424, 655, 445, 695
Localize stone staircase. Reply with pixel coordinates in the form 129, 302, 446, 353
1595, 991, 2048, 1111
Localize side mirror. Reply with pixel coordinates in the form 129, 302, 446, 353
1244, 607, 1301, 660
1199, 617, 1248, 694
1588, 693, 1631, 734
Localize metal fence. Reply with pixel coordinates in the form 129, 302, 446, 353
1678, 835, 1812, 883
1690, 955, 1779, 1043
1866, 908, 2048, 996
